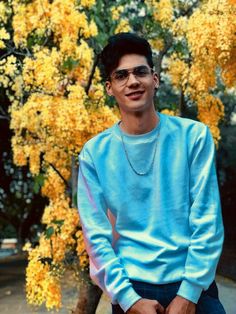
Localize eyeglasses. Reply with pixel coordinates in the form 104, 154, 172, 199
110, 65, 154, 87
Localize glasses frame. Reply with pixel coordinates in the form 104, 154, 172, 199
109, 65, 154, 87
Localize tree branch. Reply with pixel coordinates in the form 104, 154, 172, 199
85, 53, 100, 95
0, 44, 32, 61
0, 107, 10, 121
155, 37, 173, 81
181, 0, 199, 17
0, 115, 10, 121
48, 162, 70, 190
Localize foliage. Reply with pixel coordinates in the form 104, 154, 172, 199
0, 0, 236, 311
0, 151, 46, 244
145, 0, 236, 143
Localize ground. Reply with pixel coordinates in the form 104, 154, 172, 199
0, 254, 235, 314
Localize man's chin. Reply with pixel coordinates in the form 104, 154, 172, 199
120, 102, 151, 113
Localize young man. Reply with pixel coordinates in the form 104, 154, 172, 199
77, 33, 225, 314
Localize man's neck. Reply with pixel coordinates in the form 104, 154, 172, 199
119, 107, 159, 135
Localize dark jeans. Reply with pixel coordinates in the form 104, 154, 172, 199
112, 280, 226, 314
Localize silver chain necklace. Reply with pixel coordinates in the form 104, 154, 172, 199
119, 122, 160, 176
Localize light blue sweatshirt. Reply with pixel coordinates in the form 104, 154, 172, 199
77, 112, 224, 312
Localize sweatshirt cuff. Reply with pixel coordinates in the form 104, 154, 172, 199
177, 279, 203, 304
117, 286, 142, 312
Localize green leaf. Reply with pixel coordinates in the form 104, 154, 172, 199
15, 191, 22, 199
62, 57, 79, 71
45, 226, 54, 239
51, 219, 64, 226
33, 173, 45, 194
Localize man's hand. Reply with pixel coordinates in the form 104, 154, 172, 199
126, 298, 165, 314
165, 295, 196, 314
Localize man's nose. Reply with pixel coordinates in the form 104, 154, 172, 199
126, 73, 140, 86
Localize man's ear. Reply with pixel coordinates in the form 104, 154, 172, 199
153, 72, 159, 89
105, 81, 113, 96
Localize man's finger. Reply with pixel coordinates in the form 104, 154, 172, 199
154, 300, 165, 314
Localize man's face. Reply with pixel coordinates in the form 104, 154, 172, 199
105, 54, 158, 114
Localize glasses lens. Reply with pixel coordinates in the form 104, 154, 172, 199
111, 66, 153, 86
133, 66, 151, 77
113, 70, 129, 82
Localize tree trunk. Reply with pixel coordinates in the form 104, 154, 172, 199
71, 155, 79, 207
71, 158, 103, 313
73, 280, 103, 314
179, 88, 187, 117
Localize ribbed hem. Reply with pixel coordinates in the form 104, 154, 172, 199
117, 287, 142, 312
177, 279, 203, 304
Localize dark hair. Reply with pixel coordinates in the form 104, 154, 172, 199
100, 32, 154, 80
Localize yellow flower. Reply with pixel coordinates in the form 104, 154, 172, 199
149, 38, 164, 52
3, 55, 18, 77
167, 56, 189, 90
146, 0, 174, 28
196, 94, 224, 145
111, 5, 124, 20
172, 16, 188, 37
0, 27, 10, 48
160, 109, 179, 116
0, 2, 11, 24
23, 242, 32, 252
80, 0, 96, 9
115, 19, 131, 34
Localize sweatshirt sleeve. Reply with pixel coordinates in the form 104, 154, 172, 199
77, 147, 141, 312
177, 125, 224, 303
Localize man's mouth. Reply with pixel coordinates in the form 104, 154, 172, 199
125, 90, 145, 99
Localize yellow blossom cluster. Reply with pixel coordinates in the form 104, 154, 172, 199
187, 0, 236, 89
88, 68, 105, 103
86, 105, 119, 135
23, 195, 80, 308
161, 108, 179, 116
12, 0, 97, 54
68, 39, 94, 84
149, 38, 164, 52
23, 48, 62, 94
171, 16, 188, 38
111, 5, 124, 21
24, 245, 62, 310
80, 0, 96, 9
196, 94, 224, 144
89, 83, 106, 105
0, 55, 18, 88
7, 57, 118, 308
50, 0, 97, 54
41, 168, 68, 201
0, 1, 11, 24
183, 0, 236, 141
146, 0, 174, 28
167, 55, 189, 90
115, 19, 131, 34
0, 27, 10, 49
12, 0, 51, 47
42, 197, 79, 250
10, 90, 89, 166
0, 2, 120, 308
163, 0, 236, 143
76, 230, 89, 269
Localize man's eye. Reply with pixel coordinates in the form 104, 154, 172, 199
135, 67, 149, 76
114, 71, 127, 80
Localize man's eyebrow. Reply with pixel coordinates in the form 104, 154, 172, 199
114, 64, 148, 72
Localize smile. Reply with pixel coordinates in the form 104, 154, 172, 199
125, 90, 145, 99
